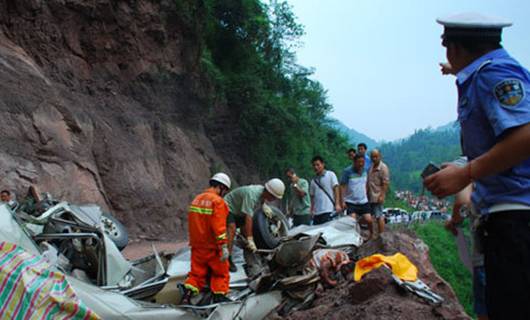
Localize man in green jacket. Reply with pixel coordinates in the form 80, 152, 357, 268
285, 168, 311, 226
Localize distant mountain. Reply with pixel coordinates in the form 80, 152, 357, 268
379, 123, 461, 193
434, 121, 459, 133
328, 118, 379, 148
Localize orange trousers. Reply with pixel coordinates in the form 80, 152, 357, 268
185, 247, 229, 295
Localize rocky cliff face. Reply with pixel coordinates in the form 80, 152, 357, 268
0, 0, 253, 239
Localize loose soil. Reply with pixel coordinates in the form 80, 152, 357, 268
268, 231, 470, 320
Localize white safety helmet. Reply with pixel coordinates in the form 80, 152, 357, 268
265, 178, 285, 199
210, 173, 231, 189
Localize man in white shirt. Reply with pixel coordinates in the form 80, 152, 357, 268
310, 156, 341, 225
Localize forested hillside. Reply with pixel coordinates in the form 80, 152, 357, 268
380, 124, 461, 193
0, 0, 352, 239
181, 0, 351, 178
330, 119, 379, 148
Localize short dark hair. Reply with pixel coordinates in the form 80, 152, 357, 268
0, 190, 10, 196
357, 143, 367, 149
346, 148, 356, 154
443, 37, 502, 55
312, 155, 325, 164
354, 154, 364, 162
285, 168, 296, 175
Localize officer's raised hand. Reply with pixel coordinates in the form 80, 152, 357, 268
424, 163, 470, 198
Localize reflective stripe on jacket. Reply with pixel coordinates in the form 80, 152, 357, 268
188, 188, 229, 249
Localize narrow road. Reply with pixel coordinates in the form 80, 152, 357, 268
122, 241, 187, 260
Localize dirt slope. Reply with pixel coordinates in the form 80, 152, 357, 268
273, 231, 470, 320
0, 0, 254, 240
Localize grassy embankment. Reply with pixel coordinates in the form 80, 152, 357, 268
411, 221, 474, 317
384, 194, 474, 317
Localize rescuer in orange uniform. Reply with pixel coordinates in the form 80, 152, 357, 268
181, 173, 232, 303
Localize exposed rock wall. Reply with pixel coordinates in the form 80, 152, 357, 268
0, 0, 253, 239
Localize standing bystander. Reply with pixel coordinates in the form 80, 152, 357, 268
346, 148, 356, 162
447, 183, 488, 320
310, 156, 341, 225
341, 155, 373, 239
367, 149, 390, 236
357, 143, 372, 172
285, 168, 311, 226
425, 13, 530, 319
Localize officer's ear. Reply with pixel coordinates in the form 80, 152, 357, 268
445, 42, 460, 66
445, 41, 456, 53
449, 41, 473, 59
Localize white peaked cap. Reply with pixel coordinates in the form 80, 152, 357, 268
437, 12, 512, 28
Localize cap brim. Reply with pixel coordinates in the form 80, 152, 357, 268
436, 12, 512, 28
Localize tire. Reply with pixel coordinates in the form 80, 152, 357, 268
253, 206, 289, 249
101, 213, 129, 250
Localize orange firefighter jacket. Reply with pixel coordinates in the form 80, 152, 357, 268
188, 188, 229, 249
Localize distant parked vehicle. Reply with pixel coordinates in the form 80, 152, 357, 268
411, 211, 432, 222
383, 208, 409, 224
430, 211, 450, 221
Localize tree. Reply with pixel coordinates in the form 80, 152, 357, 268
186, 0, 350, 178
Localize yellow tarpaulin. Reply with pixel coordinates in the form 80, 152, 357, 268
354, 252, 418, 282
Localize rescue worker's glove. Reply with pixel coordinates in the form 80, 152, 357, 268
246, 236, 257, 252
262, 203, 274, 219
220, 244, 229, 262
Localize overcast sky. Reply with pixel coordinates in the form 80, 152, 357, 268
287, 0, 530, 141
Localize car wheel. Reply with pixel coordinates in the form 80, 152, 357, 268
253, 206, 289, 249
101, 213, 129, 250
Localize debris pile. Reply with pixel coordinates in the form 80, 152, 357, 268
269, 231, 470, 320
1, 191, 470, 320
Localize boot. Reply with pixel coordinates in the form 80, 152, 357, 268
213, 293, 231, 303
229, 256, 237, 272
177, 283, 192, 304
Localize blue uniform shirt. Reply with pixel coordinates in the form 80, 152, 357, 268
456, 48, 530, 214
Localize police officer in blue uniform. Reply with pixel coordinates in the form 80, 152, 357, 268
425, 13, 530, 320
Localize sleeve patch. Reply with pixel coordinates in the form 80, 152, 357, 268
494, 79, 525, 107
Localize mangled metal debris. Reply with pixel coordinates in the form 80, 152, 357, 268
0, 192, 449, 319
289, 216, 363, 248
392, 275, 444, 305
0, 203, 283, 319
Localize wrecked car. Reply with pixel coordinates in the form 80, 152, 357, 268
1, 186, 367, 320
15, 187, 129, 249
166, 216, 364, 315
0, 203, 284, 319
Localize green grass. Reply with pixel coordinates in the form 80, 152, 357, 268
382, 195, 474, 317
383, 190, 416, 213
411, 221, 474, 317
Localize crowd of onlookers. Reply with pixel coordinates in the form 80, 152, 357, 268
394, 190, 450, 213
284, 142, 390, 239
